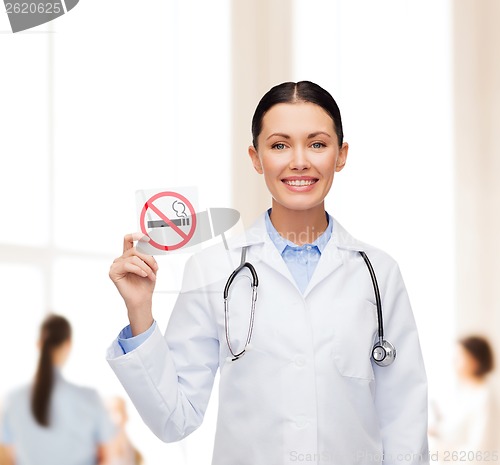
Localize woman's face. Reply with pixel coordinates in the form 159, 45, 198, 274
249, 102, 348, 213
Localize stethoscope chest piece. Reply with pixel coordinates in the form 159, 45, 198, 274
358, 251, 396, 367
372, 339, 396, 367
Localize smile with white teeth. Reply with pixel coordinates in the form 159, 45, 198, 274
283, 179, 317, 186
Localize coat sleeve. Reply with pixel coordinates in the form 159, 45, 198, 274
373, 259, 429, 465
107, 254, 220, 442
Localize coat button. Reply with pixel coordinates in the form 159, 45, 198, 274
295, 416, 308, 428
294, 356, 306, 367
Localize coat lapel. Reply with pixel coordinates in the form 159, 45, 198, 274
303, 238, 344, 297
253, 237, 296, 284
302, 217, 371, 297
228, 213, 296, 285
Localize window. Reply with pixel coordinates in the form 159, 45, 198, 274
1, 1, 230, 463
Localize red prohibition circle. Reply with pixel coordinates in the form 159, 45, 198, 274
140, 191, 197, 251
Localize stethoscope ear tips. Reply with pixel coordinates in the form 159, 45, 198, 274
372, 340, 396, 367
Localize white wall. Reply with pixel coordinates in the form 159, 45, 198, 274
291, 0, 454, 401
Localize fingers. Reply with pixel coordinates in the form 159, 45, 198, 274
121, 248, 158, 273
111, 254, 157, 282
112, 234, 159, 283
123, 232, 150, 253
122, 260, 157, 282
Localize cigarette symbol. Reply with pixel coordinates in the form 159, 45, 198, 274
147, 200, 191, 229
147, 218, 191, 228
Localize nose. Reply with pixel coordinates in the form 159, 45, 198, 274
289, 148, 310, 170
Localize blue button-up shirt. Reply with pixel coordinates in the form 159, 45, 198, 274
1, 371, 116, 465
264, 209, 332, 293
118, 210, 332, 353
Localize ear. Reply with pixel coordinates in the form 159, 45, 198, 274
335, 142, 349, 172
248, 145, 263, 174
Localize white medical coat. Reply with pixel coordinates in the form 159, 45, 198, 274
107, 213, 429, 465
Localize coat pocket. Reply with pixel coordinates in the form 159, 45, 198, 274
331, 299, 378, 380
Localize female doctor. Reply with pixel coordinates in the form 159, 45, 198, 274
107, 81, 429, 465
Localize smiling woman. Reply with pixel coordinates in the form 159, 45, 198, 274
249, 101, 346, 232
107, 81, 429, 465
248, 82, 348, 244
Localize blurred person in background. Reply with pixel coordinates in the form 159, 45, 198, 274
0, 418, 11, 465
0, 445, 12, 465
106, 397, 143, 465
429, 336, 498, 464
0, 402, 11, 465
0, 314, 116, 465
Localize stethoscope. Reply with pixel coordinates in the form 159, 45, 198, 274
223, 246, 396, 366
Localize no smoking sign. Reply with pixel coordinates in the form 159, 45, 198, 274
136, 189, 198, 254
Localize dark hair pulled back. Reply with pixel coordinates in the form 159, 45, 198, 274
459, 335, 494, 379
32, 314, 71, 427
251, 81, 344, 149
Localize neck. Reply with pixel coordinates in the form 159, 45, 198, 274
51, 341, 70, 368
269, 201, 328, 246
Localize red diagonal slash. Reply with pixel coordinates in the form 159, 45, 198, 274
147, 201, 188, 240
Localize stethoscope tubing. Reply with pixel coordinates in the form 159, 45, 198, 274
358, 251, 384, 342
224, 246, 394, 365
224, 247, 258, 360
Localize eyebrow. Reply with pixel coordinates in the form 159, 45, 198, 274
266, 131, 332, 140
266, 132, 290, 140
307, 131, 332, 139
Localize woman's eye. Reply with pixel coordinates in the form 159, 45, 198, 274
272, 143, 286, 150
311, 142, 325, 149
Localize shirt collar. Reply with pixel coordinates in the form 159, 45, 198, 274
264, 208, 332, 254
